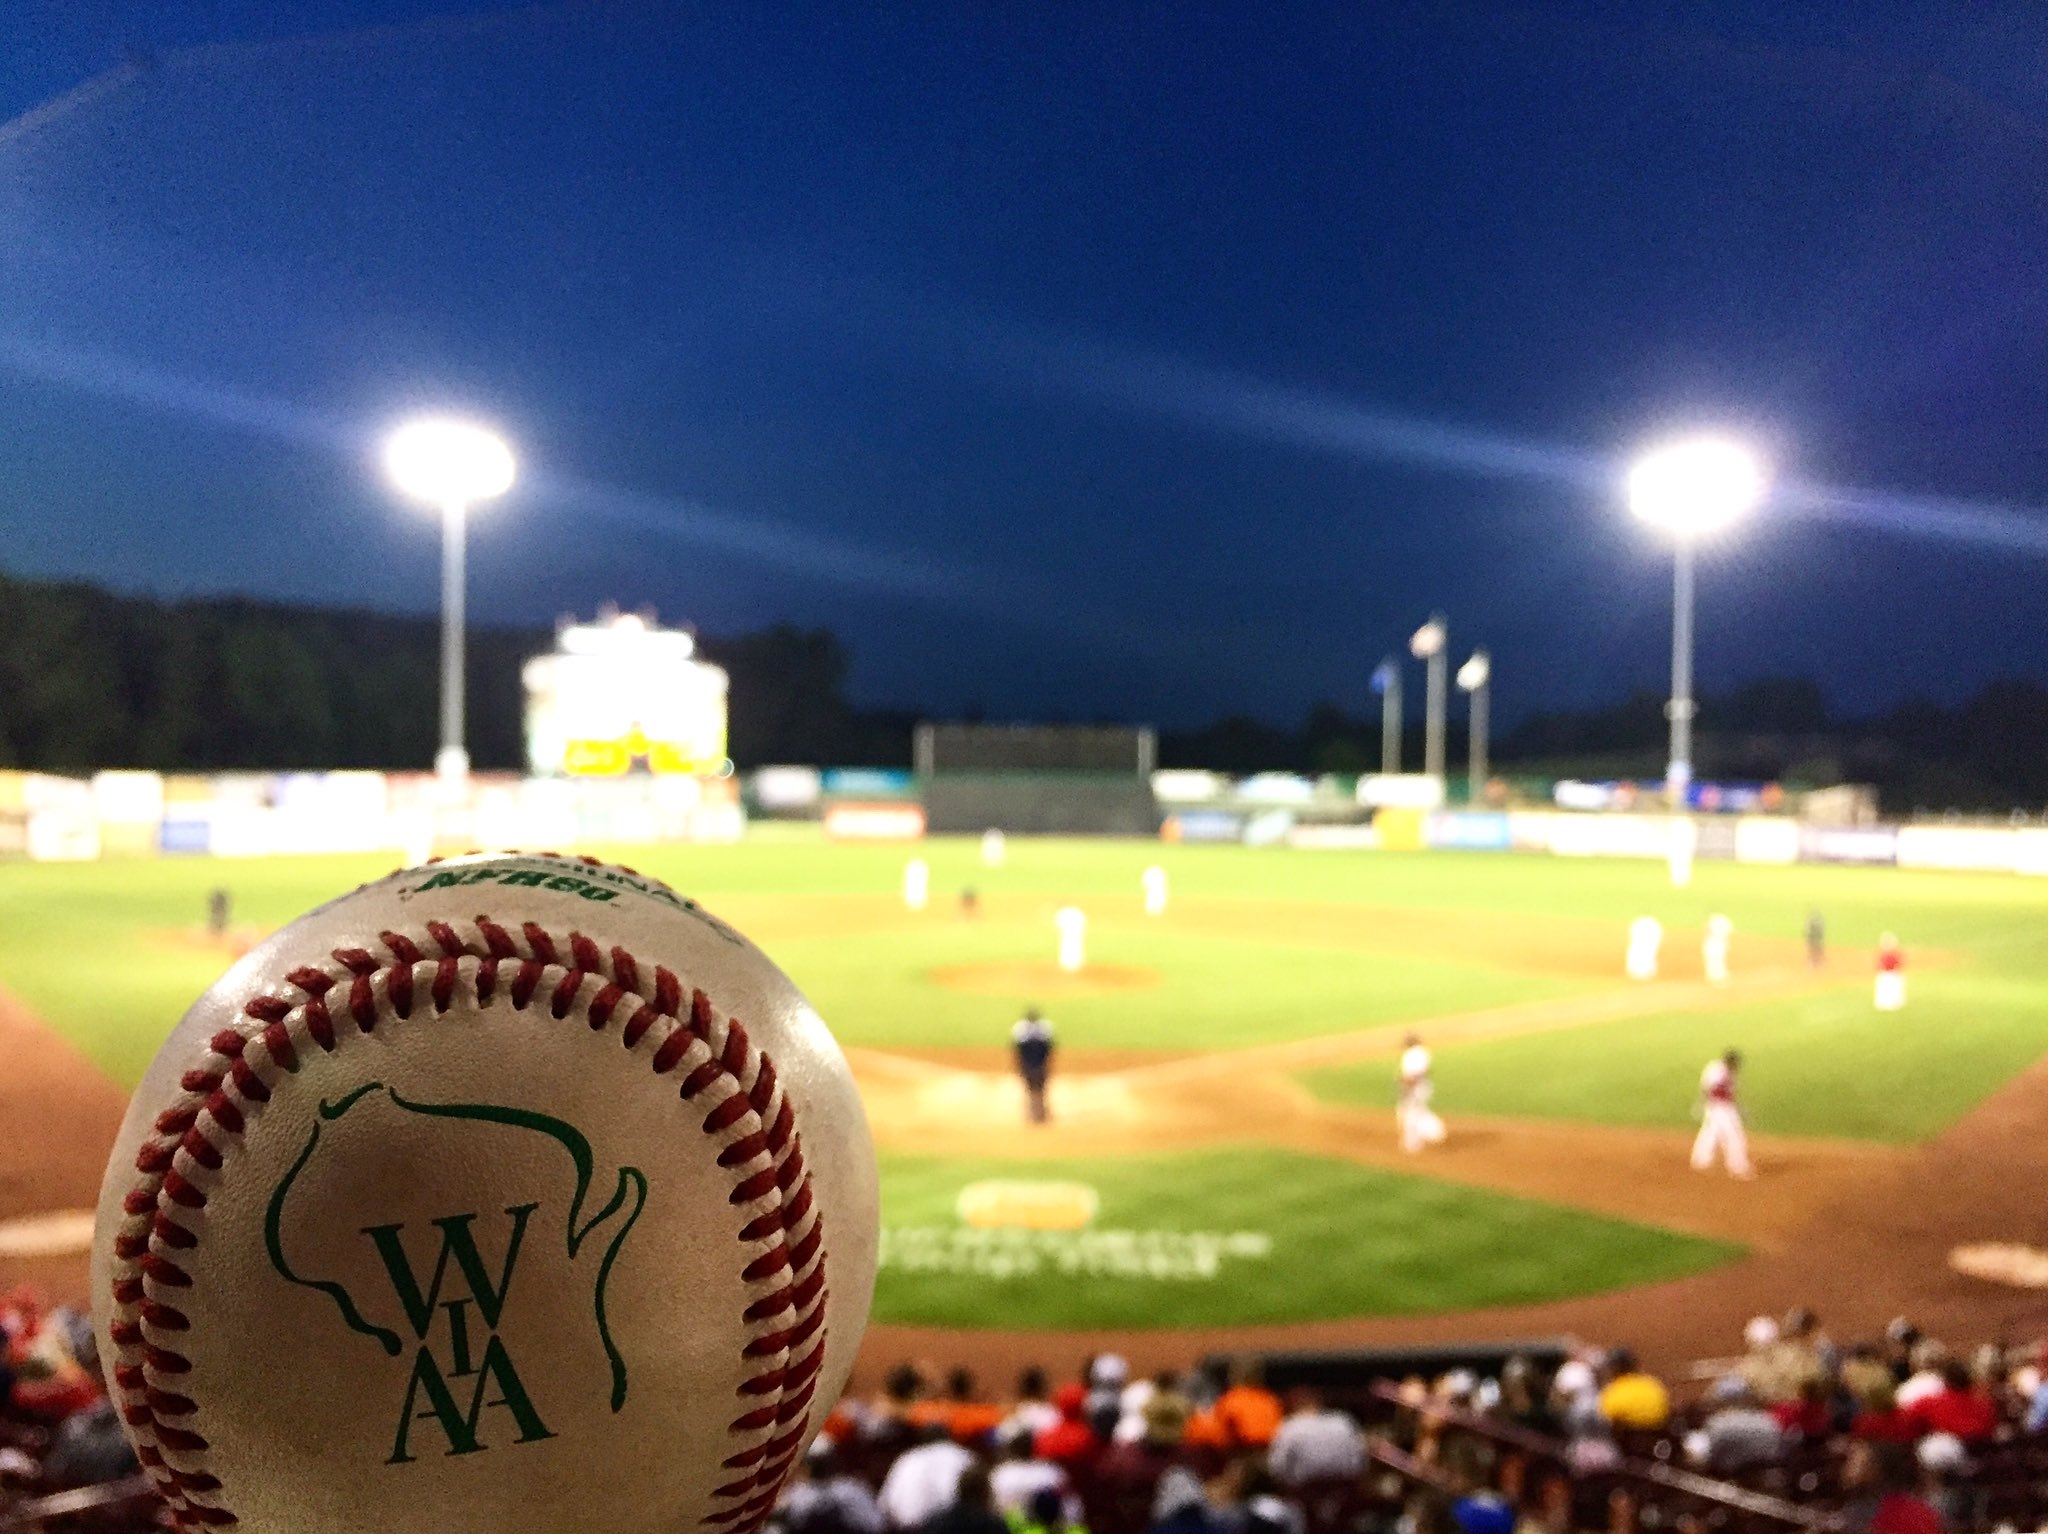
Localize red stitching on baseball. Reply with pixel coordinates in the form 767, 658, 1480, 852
103, 898, 828, 1532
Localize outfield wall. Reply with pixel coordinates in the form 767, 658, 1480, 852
0, 769, 744, 861
10, 765, 2048, 877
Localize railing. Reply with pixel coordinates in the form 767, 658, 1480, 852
0, 1475, 159, 1531
1365, 1381, 1837, 1532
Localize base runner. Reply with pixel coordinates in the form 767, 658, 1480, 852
1397, 1033, 1446, 1153
1691, 1048, 1753, 1179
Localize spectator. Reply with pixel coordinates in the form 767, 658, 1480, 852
1903, 1362, 1998, 1444
1447, 1465, 1514, 1534
1495, 1357, 1555, 1436
1086, 1357, 1129, 1442
923, 1463, 1009, 1534
1003, 1368, 1062, 1446
1095, 1392, 1189, 1523
1687, 1382, 1784, 1474
1267, 1388, 1365, 1487
4, 1293, 98, 1419
1034, 1384, 1102, 1472
1843, 1342, 1900, 1415
1596, 1350, 1670, 1432
1842, 1440, 1943, 1534
990, 1435, 1072, 1520
780, 1440, 886, 1534
881, 1424, 976, 1530
1116, 1370, 1187, 1444
938, 1368, 1008, 1447
1914, 1434, 1973, 1531
1895, 1342, 1949, 1411
869, 1364, 933, 1455
1185, 1360, 1282, 1453
1771, 1378, 1832, 1441
1227, 1463, 1305, 1534
1009, 1485, 1087, 1534
1736, 1315, 1787, 1401
1146, 1466, 1216, 1534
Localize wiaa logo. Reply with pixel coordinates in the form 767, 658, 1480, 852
264, 1085, 648, 1464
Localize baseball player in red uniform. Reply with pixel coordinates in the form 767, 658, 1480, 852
1691, 1048, 1753, 1178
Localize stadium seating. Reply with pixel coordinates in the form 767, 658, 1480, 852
7, 1290, 2042, 1534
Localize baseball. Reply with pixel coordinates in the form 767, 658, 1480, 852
91, 852, 879, 1534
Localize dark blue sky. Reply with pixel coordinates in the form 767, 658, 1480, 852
4, 2, 2046, 727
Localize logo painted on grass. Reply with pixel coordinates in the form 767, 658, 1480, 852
882, 1179, 1270, 1281
263, 1084, 649, 1465
954, 1180, 1099, 1231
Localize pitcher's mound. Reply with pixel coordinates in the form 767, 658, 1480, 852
930, 962, 1161, 997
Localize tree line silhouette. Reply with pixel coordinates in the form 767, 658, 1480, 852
2, 571, 2041, 812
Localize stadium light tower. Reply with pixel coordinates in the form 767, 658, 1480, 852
1626, 437, 1767, 806
1457, 649, 1490, 803
1409, 614, 1448, 786
1372, 657, 1402, 775
384, 418, 516, 785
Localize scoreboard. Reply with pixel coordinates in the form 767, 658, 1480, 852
522, 612, 729, 778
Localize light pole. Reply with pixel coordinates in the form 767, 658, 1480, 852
1457, 649, 1490, 803
1410, 614, 1448, 787
1625, 437, 1767, 806
1372, 657, 1402, 775
384, 419, 516, 786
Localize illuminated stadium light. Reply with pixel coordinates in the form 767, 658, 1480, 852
383, 418, 515, 508
382, 417, 517, 787
1409, 613, 1449, 783
1625, 433, 1767, 847
1626, 436, 1767, 538
1458, 649, 1491, 803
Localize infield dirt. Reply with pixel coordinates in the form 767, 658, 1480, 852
10, 957, 2042, 1393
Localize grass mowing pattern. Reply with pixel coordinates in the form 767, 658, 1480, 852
872, 1147, 1740, 1329
3, 837, 2045, 1145
1303, 966, 2048, 1144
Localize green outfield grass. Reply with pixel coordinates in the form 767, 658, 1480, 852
2, 836, 2045, 1147
756, 921, 1577, 1052
870, 1146, 1740, 1328
1302, 964, 2048, 1144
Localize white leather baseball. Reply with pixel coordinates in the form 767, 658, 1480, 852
92, 852, 878, 1534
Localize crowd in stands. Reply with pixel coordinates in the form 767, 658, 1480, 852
9, 1286, 2048, 1534
779, 1312, 2048, 1534
0, 1286, 155, 1530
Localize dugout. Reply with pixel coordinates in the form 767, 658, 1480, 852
916, 723, 1161, 836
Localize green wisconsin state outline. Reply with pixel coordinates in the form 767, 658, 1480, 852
262, 1083, 649, 1411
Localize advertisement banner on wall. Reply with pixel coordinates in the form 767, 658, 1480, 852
1359, 775, 1446, 810
822, 768, 918, 800
1896, 826, 2028, 872
752, 766, 824, 811
1547, 813, 1675, 859
1426, 812, 1512, 851
1801, 827, 1899, 865
823, 802, 927, 840
1733, 818, 1800, 865
1161, 810, 1244, 844
1287, 823, 1380, 850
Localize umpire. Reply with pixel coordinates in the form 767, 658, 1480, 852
1011, 1007, 1056, 1125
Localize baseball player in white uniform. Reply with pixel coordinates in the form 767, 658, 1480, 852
1691, 1048, 1753, 1178
1397, 1033, 1446, 1153
1626, 916, 1663, 980
1702, 914, 1733, 985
